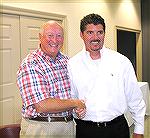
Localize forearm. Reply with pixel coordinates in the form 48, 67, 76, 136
35, 98, 85, 113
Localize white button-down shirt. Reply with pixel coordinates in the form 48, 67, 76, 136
68, 46, 146, 134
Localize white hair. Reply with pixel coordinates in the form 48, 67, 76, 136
39, 20, 63, 35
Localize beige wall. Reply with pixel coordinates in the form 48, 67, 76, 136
2, 1, 141, 57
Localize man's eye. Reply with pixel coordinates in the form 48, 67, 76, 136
57, 34, 63, 38
98, 31, 104, 35
48, 34, 54, 38
87, 31, 93, 35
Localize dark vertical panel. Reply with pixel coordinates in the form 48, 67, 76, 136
117, 30, 136, 73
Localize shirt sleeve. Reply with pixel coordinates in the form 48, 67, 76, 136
67, 62, 78, 99
123, 59, 146, 134
17, 62, 50, 109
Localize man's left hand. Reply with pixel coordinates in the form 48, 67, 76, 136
133, 133, 144, 138
74, 108, 86, 119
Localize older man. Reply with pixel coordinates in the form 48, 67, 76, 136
17, 21, 86, 138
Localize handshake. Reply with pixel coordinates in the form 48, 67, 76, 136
73, 99, 86, 119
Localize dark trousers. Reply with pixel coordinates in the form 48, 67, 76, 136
75, 115, 130, 138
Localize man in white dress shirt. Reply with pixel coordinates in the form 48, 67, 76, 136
68, 13, 146, 138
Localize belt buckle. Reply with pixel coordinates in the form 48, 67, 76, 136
48, 115, 51, 122
64, 117, 68, 123
97, 122, 107, 127
97, 122, 100, 127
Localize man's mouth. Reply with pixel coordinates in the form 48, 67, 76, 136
49, 44, 58, 47
90, 40, 100, 45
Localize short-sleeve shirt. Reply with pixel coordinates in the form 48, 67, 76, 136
17, 48, 71, 118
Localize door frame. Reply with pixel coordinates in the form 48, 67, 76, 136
115, 26, 142, 81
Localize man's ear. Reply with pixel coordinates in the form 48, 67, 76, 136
80, 32, 83, 39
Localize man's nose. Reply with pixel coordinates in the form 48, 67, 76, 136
51, 36, 57, 43
93, 33, 99, 39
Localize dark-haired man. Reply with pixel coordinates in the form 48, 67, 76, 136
68, 13, 145, 138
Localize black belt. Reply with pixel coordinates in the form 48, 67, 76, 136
29, 115, 73, 122
75, 114, 125, 127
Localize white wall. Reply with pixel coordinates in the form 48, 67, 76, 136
2, 1, 141, 57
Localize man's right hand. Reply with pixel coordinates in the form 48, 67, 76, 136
74, 99, 86, 119
74, 99, 86, 109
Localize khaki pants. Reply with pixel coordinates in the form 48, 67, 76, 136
20, 117, 76, 138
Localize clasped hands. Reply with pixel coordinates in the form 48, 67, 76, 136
74, 100, 86, 119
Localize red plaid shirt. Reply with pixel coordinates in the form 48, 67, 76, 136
17, 48, 72, 118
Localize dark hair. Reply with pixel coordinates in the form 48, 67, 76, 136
80, 13, 105, 33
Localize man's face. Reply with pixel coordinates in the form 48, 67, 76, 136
39, 23, 64, 58
80, 24, 105, 53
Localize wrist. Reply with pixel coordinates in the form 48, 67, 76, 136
133, 133, 144, 138
70, 99, 77, 108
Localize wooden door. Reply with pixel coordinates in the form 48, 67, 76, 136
20, 16, 49, 60
0, 14, 21, 125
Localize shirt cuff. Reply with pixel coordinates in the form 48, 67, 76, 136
134, 123, 144, 134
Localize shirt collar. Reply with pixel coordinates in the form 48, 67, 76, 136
83, 46, 105, 60
38, 48, 63, 62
